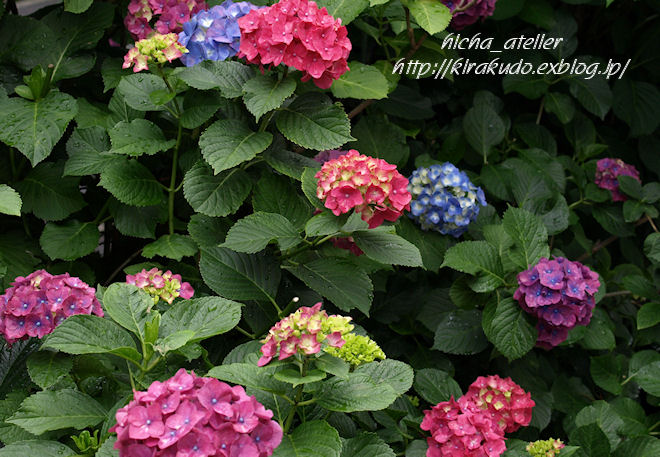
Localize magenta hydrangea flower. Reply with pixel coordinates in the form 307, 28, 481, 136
0, 270, 103, 344
126, 268, 194, 305
442, 0, 497, 30
594, 158, 641, 202
125, 0, 208, 40
514, 257, 600, 349
110, 369, 283, 457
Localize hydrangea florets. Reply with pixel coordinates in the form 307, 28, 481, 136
0, 270, 103, 344
514, 257, 600, 349
442, 0, 497, 30
421, 396, 506, 457
408, 163, 486, 237
123, 33, 187, 72
110, 368, 283, 457
594, 158, 641, 202
526, 438, 565, 457
258, 302, 354, 366
126, 268, 194, 305
324, 333, 385, 367
125, 0, 207, 40
237, 0, 352, 89
315, 150, 412, 229
178, 1, 260, 67
464, 375, 535, 434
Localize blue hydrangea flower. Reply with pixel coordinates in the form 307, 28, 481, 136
408, 163, 486, 237
178, 0, 259, 67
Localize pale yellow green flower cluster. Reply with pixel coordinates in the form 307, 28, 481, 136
324, 333, 386, 367
123, 33, 187, 72
526, 438, 565, 457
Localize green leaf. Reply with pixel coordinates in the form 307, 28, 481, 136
352, 231, 423, 267
636, 361, 660, 396
99, 159, 163, 206
348, 114, 410, 167
396, 217, 447, 272
242, 74, 296, 121
331, 62, 389, 100
199, 119, 273, 174
502, 207, 549, 269
108, 119, 175, 156
273, 421, 341, 457
488, 297, 536, 360
0, 440, 76, 457
306, 211, 347, 237
208, 363, 289, 395
433, 309, 488, 355
462, 104, 505, 159
442, 241, 505, 292
0, 91, 77, 165
618, 175, 643, 200
199, 246, 280, 301
314, 353, 350, 379
301, 166, 323, 208
7, 389, 106, 435
544, 92, 575, 124
581, 309, 615, 351
188, 214, 230, 248
183, 161, 251, 218
314, 0, 369, 24
0, 184, 21, 216
160, 296, 242, 343
575, 401, 623, 450
39, 220, 99, 261
570, 424, 610, 457
116, 74, 168, 111
64, 0, 93, 13
613, 436, 660, 457
402, 0, 452, 35
276, 93, 354, 151
253, 174, 312, 230
223, 212, 302, 253
142, 234, 198, 261
414, 368, 462, 404
42, 314, 142, 363
102, 283, 152, 342
610, 397, 648, 437
263, 143, 320, 180
285, 258, 373, 315
644, 233, 660, 264
569, 76, 612, 120
110, 202, 161, 239
175, 60, 254, 98
180, 89, 224, 129
64, 126, 119, 176
612, 79, 660, 137
26, 352, 73, 390
591, 206, 634, 237
638, 302, 660, 329
341, 432, 395, 457
590, 354, 623, 395
274, 368, 327, 387
16, 162, 86, 221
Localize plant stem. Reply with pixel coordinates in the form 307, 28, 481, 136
258, 110, 276, 132
126, 361, 137, 392
235, 325, 256, 339
168, 123, 183, 235
93, 200, 111, 225
105, 249, 143, 285
283, 359, 309, 433
568, 199, 584, 210
603, 290, 632, 298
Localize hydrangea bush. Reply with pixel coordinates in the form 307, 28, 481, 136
0, 0, 659, 457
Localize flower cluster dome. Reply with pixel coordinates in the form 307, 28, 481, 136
123, 33, 187, 72
125, 0, 207, 40
237, 0, 352, 88
126, 268, 194, 305
442, 0, 497, 30
421, 375, 534, 457
514, 257, 600, 349
0, 270, 103, 344
110, 368, 282, 457
526, 438, 565, 457
324, 333, 385, 367
258, 302, 353, 366
408, 163, 486, 237
178, 1, 259, 67
315, 150, 411, 229
594, 157, 641, 202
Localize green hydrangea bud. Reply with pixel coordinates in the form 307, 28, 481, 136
526, 438, 565, 457
324, 333, 385, 367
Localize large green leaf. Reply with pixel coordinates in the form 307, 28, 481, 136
142, 234, 198, 261
442, 241, 505, 292
331, 62, 389, 100
569, 75, 612, 120
42, 314, 141, 363
208, 363, 289, 395
462, 104, 505, 159
487, 297, 536, 361
315, 0, 369, 24
108, 119, 175, 156
175, 60, 254, 98
0, 91, 77, 165
285, 258, 373, 315
340, 432, 395, 457
7, 389, 106, 435
99, 159, 163, 206
0, 184, 21, 216
396, 217, 447, 272
502, 207, 549, 269
347, 114, 410, 167
199, 119, 273, 174
26, 352, 73, 390
252, 174, 312, 229
414, 368, 462, 404
0, 440, 76, 457
64, 126, 119, 176
64, 0, 93, 13
273, 421, 342, 457
402, 0, 452, 35
183, 161, 252, 218
635, 361, 660, 396
110, 201, 161, 239
199, 246, 280, 301
102, 283, 153, 342
613, 79, 660, 137
433, 309, 488, 355
39, 220, 99, 261
223, 212, 302, 253
276, 93, 354, 150
613, 436, 660, 457
160, 296, 242, 343
352, 230, 423, 267
180, 89, 224, 129
242, 74, 296, 121
116, 74, 168, 111
644, 233, 660, 264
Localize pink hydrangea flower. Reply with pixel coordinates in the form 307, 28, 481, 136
594, 158, 641, 202
315, 150, 412, 229
514, 257, 600, 349
110, 369, 282, 457
237, 0, 351, 89
257, 302, 354, 366
123, 33, 187, 72
0, 270, 103, 344
126, 268, 194, 305
464, 375, 535, 434
125, 0, 207, 40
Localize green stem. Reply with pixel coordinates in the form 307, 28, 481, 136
168, 123, 183, 235
126, 362, 137, 392
620, 372, 637, 386
235, 325, 256, 339
143, 355, 162, 373
568, 199, 584, 210
258, 110, 276, 132
93, 200, 111, 225
282, 359, 309, 433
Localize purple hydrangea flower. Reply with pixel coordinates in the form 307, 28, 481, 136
594, 158, 641, 202
513, 257, 600, 349
178, 0, 259, 67
442, 0, 497, 30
